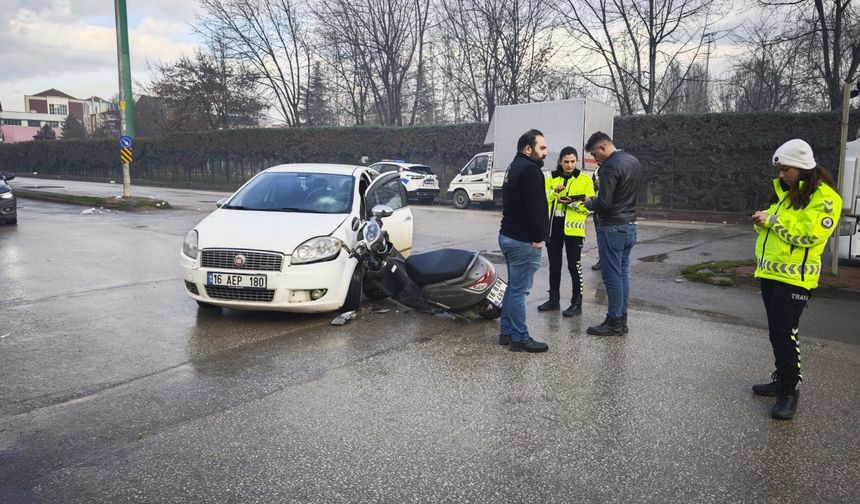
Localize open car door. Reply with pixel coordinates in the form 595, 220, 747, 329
365, 171, 414, 256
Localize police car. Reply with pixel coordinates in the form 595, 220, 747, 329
367, 160, 440, 204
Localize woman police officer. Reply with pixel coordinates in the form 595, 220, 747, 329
751, 139, 842, 420
537, 146, 595, 316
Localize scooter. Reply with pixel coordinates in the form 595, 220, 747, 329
351, 205, 507, 319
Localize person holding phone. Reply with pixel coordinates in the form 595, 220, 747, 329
537, 146, 596, 317
750, 139, 842, 420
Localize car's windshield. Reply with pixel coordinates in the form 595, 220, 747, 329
225, 172, 354, 214
406, 166, 433, 175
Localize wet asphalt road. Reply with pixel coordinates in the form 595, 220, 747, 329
1, 196, 859, 503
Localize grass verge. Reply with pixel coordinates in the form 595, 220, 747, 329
682, 259, 757, 286
16, 190, 171, 210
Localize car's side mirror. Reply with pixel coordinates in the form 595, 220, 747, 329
216, 198, 227, 208
371, 204, 394, 218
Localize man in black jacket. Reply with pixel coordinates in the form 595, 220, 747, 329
498, 129, 550, 352
583, 132, 644, 336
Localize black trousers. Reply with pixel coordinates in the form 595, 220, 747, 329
547, 217, 583, 300
760, 278, 810, 388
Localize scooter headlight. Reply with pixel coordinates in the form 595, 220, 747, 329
363, 221, 381, 244
292, 236, 343, 264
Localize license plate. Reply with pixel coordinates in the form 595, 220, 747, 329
207, 271, 267, 289
424, 180, 435, 186
487, 279, 507, 307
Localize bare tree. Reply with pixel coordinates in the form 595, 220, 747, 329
717, 20, 811, 112
195, 0, 312, 127
555, 0, 722, 115
314, 0, 431, 126
758, 0, 860, 110
436, 0, 558, 122
660, 61, 710, 113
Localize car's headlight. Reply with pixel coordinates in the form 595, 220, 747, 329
291, 236, 343, 264
182, 230, 199, 259
0, 192, 12, 199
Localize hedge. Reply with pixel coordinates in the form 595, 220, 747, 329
1, 111, 857, 213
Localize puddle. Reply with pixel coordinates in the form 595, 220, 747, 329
638, 253, 669, 263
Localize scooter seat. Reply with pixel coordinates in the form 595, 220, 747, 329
405, 248, 477, 287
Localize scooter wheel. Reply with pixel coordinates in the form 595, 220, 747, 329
362, 284, 388, 301
478, 303, 501, 320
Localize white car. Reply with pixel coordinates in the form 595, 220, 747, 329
367, 160, 440, 204
180, 164, 413, 312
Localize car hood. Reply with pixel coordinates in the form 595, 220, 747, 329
195, 209, 351, 255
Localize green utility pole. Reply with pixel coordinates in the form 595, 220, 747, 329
114, 0, 135, 197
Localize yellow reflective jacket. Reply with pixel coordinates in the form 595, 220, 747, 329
754, 178, 842, 290
546, 171, 596, 238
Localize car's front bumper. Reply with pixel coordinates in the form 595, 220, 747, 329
180, 249, 356, 312
407, 188, 439, 198
0, 195, 16, 221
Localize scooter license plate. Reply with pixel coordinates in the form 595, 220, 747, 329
487, 279, 507, 308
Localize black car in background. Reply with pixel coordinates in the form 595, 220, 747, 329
1, 172, 17, 225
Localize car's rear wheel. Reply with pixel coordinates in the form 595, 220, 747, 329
453, 190, 470, 209
342, 264, 364, 311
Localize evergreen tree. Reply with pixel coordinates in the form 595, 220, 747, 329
61, 114, 88, 139
33, 124, 57, 141
302, 62, 335, 126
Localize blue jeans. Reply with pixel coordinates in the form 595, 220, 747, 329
595, 223, 637, 318
498, 233, 543, 343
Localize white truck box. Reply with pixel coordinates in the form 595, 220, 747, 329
447, 99, 614, 209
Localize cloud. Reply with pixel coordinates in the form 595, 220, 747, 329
0, 0, 199, 110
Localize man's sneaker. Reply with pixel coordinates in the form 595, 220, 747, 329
753, 371, 780, 397
586, 316, 624, 336
537, 298, 560, 312
509, 337, 549, 353
621, 314, 629, 334
499, 334, 511, 346
771, 385, 799, 420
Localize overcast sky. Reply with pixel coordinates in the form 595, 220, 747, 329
0, 0, 746, 117
0, 0, 200, 111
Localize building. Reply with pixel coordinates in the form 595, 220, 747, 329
0, 111, 64, 143
24, 89, 86, 122
0, 89, 114, 143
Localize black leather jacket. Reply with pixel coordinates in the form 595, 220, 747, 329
587, 150, 644, 226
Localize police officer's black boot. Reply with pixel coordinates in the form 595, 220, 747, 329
752, 371, 780, 397
771, 381, 799, 420
537, 292, 560, 312
562, 294, 582, 317
586, 316, 624, 336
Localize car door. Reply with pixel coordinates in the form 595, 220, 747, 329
461, 154, 490, 192
364, 171, 413, 256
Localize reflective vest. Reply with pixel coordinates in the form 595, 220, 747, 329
754, 178, 842, 290
545, 171, 596, 238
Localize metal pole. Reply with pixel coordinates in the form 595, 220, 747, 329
831, 80, 855, 275
114, 0, 135, 197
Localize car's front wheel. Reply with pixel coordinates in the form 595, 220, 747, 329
342, 264, 364, 311
453, 190, 470, 209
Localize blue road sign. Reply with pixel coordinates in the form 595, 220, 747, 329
120, 135, 132, 148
